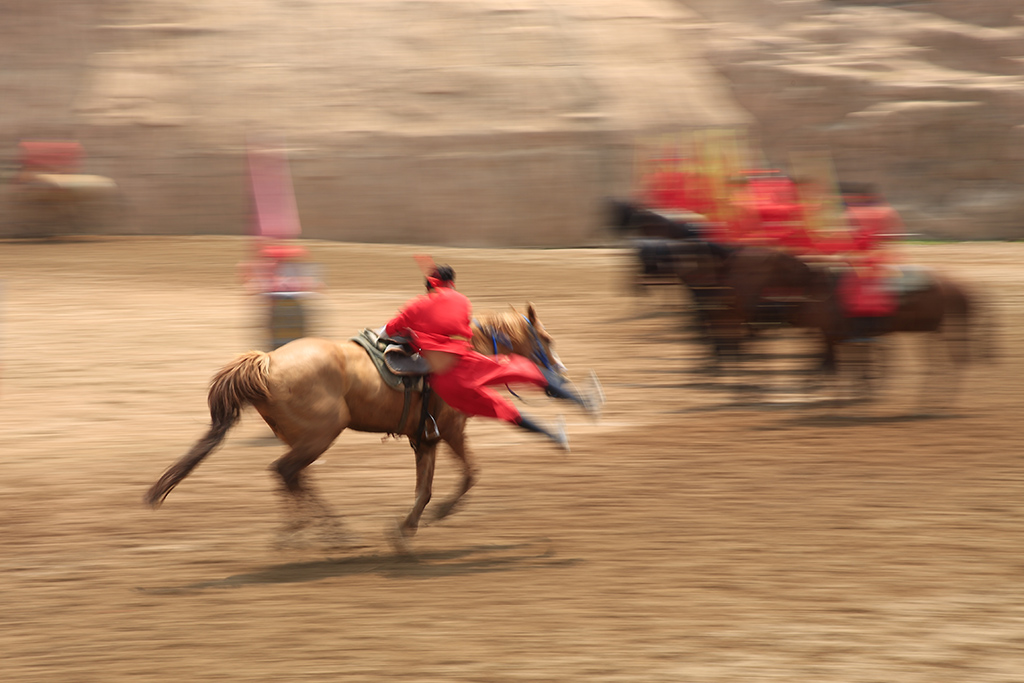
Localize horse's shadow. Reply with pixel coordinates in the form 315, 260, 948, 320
765, 411, 967, 429
0, 235, 94, 244
137, 540, 578, 595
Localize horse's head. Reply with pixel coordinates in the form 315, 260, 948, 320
607, 198, 640, 235
472, 303, 566, 376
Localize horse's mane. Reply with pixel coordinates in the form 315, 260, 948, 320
471, 308, 535, 354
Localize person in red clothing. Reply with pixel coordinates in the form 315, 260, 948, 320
382, 262, 601, 451
837, 184, 903, 340
641, 168, 690, 211
745, 171, 822, 255
837, 253, 898, 340
712, 176, 758, 245
842, 183, 903, 257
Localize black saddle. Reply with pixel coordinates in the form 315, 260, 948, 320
380, 334, 432, 376
352, 329, 439, 441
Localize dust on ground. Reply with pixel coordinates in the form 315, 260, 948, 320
1, 237, 1021, 682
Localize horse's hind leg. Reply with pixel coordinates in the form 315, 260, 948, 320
270, 431, 352, 548
921, 329, 965, 413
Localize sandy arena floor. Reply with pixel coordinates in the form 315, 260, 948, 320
1, 236, 1021, 682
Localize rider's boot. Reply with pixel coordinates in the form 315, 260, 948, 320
540, 367, 604, 419
515, 412, 570, 452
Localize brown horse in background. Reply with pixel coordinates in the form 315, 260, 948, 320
695, 246, 817, 363
145, 304, 573, 549
707, 248, 990, 403
816, 265, 987, 403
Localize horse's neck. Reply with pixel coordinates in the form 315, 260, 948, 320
471, 316, 502, 356
470, 320, 490, 355
473, 314, 525, 356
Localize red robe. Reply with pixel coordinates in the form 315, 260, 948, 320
839, 258, 897, 317
745, 176, 820, 254
846, 204, 901, 254
384, 286, 545, 423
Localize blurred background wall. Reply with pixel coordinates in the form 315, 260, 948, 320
1, 0, 1022, 244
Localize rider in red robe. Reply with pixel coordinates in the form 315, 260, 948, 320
745, 172, 822, 255
641, 169, 690, 211
838, 185, 902, 339
846, 200, 901, 255
838, 254, 898, 340
383, 263, 600, 450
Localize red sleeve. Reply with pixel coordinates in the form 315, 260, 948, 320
883, 206, 903, 232
384, 294, 427, 337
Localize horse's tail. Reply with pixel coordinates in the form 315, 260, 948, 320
970, 289, 1000, 363
144, 351, 271, 508
941, 280, 973, 367
941, 277, 1001, 367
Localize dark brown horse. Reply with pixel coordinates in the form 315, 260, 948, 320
707, 248, 987, 401
692, 246, 814, 362
145, 304, 579, 549
820, 265, 982, 401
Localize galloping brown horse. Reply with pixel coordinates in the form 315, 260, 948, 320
815, 265, 984, 402
145, 304, 571, 548
712, 248, 988, 400
694, 246, 815, 362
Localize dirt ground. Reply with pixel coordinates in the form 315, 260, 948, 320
1, 236, 1021, 682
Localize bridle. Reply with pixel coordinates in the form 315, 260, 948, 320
474, 315, 561, 374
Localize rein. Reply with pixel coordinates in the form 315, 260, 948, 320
473, 314, 555, 401
521, 315, 555, 372
474, 315, 554, 371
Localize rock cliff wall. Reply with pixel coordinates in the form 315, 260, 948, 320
697, 0, 1024, 239
1, 0, 1020, 242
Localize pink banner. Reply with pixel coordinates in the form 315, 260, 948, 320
247, 143, 301, 240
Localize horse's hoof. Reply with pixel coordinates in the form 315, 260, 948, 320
273, 530, 309, 552
320, 529, 368, 552
429, 502, 457, 523
386, 520, 415, 557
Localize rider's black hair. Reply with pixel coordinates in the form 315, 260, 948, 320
426, 264, 456, 290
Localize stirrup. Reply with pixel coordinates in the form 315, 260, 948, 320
422, 414, 440, 441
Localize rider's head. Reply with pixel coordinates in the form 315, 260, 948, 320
840, 182, 878, 207
425, 264, 455, 292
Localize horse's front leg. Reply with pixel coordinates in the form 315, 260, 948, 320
808, 335, 842, 399
398, 439, 438, 538
429, 423, 476, 522
821, 338, 837, 374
